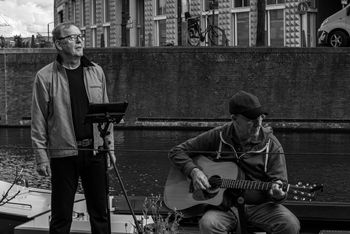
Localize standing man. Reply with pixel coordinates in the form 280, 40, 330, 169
31, 22, 115, 234
169, 90, 300, 234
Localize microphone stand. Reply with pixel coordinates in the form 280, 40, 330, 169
85, 103, 143, 234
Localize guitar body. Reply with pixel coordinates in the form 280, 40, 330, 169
164, 156, 240, 211
164, 156, 324, 212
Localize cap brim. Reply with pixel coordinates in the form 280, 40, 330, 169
241, 107, 268, 120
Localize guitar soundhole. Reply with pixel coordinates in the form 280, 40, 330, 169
208, 175, 222, 190
192, 175, 222, 201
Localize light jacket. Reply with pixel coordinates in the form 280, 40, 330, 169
31, 55, 114, 165
168, 121, 287, 204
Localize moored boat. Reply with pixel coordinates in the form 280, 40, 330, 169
2, 180, 350, 234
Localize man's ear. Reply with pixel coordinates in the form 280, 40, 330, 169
55, 40, 63, 50
231, 114, 237, 120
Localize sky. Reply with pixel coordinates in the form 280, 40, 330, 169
0, 0, 54, 37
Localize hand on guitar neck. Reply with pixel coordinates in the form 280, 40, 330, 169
191, 167, 286, 202
269, 180, 287, 201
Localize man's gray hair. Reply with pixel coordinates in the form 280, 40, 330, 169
52, 22, 78, 42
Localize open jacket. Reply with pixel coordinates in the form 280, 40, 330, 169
31, 55, 114, 165
168, 121, 288, 203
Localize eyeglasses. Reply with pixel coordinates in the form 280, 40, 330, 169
240, 114, 265, 125
58, 34, 85, 42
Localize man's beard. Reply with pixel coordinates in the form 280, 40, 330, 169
248, 125, 261, 143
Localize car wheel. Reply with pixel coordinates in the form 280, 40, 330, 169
329, 31, 349, 47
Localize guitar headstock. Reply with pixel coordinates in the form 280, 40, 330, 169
288, 182, 324, 201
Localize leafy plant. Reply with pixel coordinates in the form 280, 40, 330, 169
140, 194, 183, 234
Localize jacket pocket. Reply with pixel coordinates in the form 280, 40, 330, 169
89, 85, 103, 103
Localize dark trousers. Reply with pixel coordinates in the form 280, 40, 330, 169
49, 149, 109, 234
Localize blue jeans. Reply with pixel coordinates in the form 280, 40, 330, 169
49, 150, 109, 234
199, 202, 300, 234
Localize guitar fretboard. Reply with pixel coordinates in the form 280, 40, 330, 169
221, 179, 275, 191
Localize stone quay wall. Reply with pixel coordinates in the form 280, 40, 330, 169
1, 47, 350, 130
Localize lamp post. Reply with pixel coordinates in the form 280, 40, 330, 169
47, 22, 54, 42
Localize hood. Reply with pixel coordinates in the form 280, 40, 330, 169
221, 121, 273, 152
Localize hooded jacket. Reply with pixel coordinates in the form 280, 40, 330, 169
168, 121, 287, 204
31, 55, 114, 165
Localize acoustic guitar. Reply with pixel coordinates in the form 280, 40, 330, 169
164, 156, 323, 211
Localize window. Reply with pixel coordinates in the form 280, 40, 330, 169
269, 9, 284, 46
81, 0, 86, 27
234, 0, 249, 8
203, 0, 218, 11
155, 19, 166, 46
266, 0, 285, 5
232, 12, 249, 46
103, 26, 110, 47
156, 0, 166, 16
103, 0, 110, 23
58, 10, 64, 23
265, 8, 284, 46
91, 27, 97, 47
91, 0, 96, 25
154, 0, 166, 46
72, 0, 76, 23
206, 13, 218, 45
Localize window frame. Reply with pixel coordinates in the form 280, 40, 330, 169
71, 0, 76, 23
91, 0, 96, 26
266, 0, 285, 5
265, 4, 285, 46
80, 0, 86, 27
233, 0, 250, 8
201, 0, 219, 45
231, 7, 250, 46
103, 0, 110, 23
153, 0, 166, 46
103, 23, 111, 47
91, 26, 97, 47
155, 0, 166, 16
153, 17, 166, 46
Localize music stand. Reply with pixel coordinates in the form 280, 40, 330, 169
85, 102, 143, 234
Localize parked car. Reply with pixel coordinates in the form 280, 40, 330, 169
317, 4, 350, 47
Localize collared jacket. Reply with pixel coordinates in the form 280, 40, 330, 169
31, 55, 114, 165
168, 121, 287, 204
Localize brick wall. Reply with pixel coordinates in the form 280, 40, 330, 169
1, 47, 350, 126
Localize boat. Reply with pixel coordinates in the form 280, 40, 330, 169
2, 180, 350, 234
0, 180, 152, 234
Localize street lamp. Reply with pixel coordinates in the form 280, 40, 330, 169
47, 22, 54, 42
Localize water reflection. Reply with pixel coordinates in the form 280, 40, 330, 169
1, 128, 350, 202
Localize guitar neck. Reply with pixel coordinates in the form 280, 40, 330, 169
221, 179, 288, 192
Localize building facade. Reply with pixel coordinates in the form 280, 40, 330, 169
54, 0, 347, 47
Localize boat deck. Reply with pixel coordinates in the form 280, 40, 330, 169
1, 180, 350, 234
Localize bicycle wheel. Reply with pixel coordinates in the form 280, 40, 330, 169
188, 27, 201, 46
208, 26, 229, 46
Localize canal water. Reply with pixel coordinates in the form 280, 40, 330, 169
0, 128, 349, 203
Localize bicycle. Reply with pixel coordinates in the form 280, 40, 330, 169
185, 12, 229, 46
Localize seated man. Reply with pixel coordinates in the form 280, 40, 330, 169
168, 90, 300, 234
